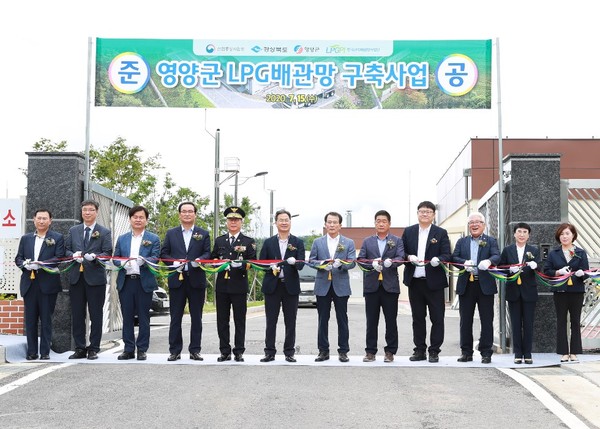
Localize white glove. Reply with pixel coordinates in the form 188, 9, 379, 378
324, 264, 333, 271
430, 257, 440, 267
371, 260, 382, 272
23, 260, 33, 270
464, 260, 475, 272
84, 253, 96, 261
509, 265, 520, 274
383, 258, 392, 268
172, 261, 181, 268
231, 260, 242, 268
136, 256, 146, 266
332, 259, 342, 268
408, 255, 418, 263
526, 261, 537, 270
270, 263, 279, 271
29, 263, 40, 270
478, 259, 491, 271
556, 266, 570, 276
190, 259, 199, 268
224, 264, 231, 271
286, 257, 296, 265
575, 269, 585, 277
73, 251, 83, 263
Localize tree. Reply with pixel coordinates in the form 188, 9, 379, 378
32, 138, 68, 152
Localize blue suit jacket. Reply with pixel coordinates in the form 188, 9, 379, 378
452, 234, 500, 296
260, 234, 305, 295
499, 243, 540, 302
15, 230, 65, 296
65, 223, 112, 286
309, 234, 356, 297
543, 246, 589, 293
113, 230, 160, 293
160, 225, 211, 289
402, 223, 451, 291
357, 234, 404, 294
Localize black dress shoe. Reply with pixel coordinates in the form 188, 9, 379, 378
26, 354, 39, 360
87, 350, 98, 360
260, 354, 275, 362
117, 351, 135, 360
285, 356, 297, 363
190, 352, 204, 361
217, 353, 231, 362
481, 356, 492, 364
40, 355, 50, 360
457, 354, 473, 362
167, 353, 181, 361
428, 353, 439, 363
234, 354, 244, 362
409, 351, 427, 362
137, 351, 147, 361
69, 349, 87, 359
315, 352, 329, 362
338, 353, 349, 363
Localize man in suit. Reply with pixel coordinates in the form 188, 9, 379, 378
499, 222, 540, 364
15, 209, 65, 360
161, 201, 211, 362
211, 206, 257, 362
357, 210, 404, 363
309, 211, 356, 363
402, 201, 451, 363
113, 205, 160, 361
259, 209, 306, 363
451, 212, 500, 364
65, 199, 113, 360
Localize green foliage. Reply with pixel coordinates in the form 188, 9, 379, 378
334, 96, 357, 109
32, 138, 68, 152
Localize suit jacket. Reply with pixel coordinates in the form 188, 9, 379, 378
499, 243, 540, 302
15, 229, 65, 296
260, 234, 306, 295
452, 233, 500, 296
113, 230, 160, 293
357, 233, 404, 294
543, 245, 589, 293
308, 234, 356, 297
160, 225, 211, 290
210, 232, 257, 294
65, 223, 112, 286
402, 223, 451, 291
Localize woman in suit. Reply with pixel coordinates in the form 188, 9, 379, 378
544, 223, 589, 363
499, 223, 540, 364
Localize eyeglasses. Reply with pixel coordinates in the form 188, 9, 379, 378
180, 210, 195, 214
468, 221, 484, 225
417, 210, 434, 215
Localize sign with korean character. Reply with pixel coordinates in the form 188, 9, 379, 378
0, 199, 23, 239
96, 39, 492, 110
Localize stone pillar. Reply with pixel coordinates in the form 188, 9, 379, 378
503, 153, 561, 352
25, 152, 85, 353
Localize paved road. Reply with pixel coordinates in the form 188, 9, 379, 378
0, 301, 598, 428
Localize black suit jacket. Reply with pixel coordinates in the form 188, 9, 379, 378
65, 223, 112, 286
15, 230, 65, 296
211, 232, 257, 294
259, 234, 305, 295
402, 224, 451, 291
499, 243, 540, 302
160, 225, 211, 289
452, 234, 500, 296
543, 246, 589, 293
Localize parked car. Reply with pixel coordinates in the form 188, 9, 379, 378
298, 264, 317, 307
150, 286, 170, 315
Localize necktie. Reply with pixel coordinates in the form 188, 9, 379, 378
230, 235, 235, 246
84, 227, 91, 248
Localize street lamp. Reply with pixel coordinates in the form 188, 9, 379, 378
268, 189, 275, 236
234, 171, 268, 206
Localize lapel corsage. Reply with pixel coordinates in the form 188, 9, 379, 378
526, 251, 534, 260
142, 239, 152, 247
430, 238, 438, 244
192, 232, 203, 241
234, 245, 246, 254
478, 239, 487, 247
386, 239, 396, 248
44, 237, 56, 246
568, 248, 580, 259
336, 243, 345, 253
287, 243, 297, 252
91, 231, 100, 239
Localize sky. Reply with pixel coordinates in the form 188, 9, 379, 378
2, 1, 599, 237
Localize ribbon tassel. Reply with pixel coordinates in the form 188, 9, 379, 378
225, 271, 229, 279
567, 276, 573, 286
378, 272, 383, 281
517, 275, 521, 285
79, 264, 84, 272
178, 272, 183, 281
469, 273, 474, 282
30, 270, 36, 280
328, 271, 332, 281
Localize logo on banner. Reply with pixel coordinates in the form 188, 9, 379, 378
294, 45, 304, 54
108, 52, 151, 94
435, 54, 478, 96
206, 44, 216, 53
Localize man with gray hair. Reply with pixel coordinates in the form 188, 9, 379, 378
451, 212, 500, 364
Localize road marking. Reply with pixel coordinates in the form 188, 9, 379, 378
498, 368, 590, 429
0, 363, 74, 397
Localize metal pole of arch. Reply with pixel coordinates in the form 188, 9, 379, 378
84, 37, 93, 200
213, 129, 221, 245
496, 37, 506, 353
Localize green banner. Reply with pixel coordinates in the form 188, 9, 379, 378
96, 39, 491, 109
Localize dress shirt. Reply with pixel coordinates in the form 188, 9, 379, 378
327, 235, 339, 260
34, 234, 45, 262
126, 231, 143, 275
414, 225, 431, 278
278, 236, 288, 278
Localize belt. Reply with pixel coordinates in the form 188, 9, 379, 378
126, 274, 140, 279
277, 278, 286, 283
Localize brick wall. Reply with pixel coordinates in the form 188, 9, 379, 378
0, 299, 24, 335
